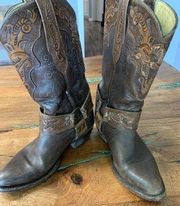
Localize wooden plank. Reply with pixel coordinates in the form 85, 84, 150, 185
0, 56, 180, 206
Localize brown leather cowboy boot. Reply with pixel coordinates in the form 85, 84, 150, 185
95, 0, 178, 201
0, 0, 94, 192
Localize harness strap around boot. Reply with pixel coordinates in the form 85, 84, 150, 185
40, 92, 93, 138
113, 0, 130, 64
95, 87, 141, 131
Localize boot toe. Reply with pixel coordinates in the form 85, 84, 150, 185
0, 141, 42, 189
128, 164, 165, 198
143, 175, 165, 197
113, 159, 165, 201
0, 160, 36, 189
0, 170, 18, 188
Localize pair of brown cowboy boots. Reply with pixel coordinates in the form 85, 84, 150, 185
0, 0, 178, 202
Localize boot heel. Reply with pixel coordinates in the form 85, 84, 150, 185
71, 128, 93, 149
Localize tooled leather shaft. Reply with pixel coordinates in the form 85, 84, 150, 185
0, 0, 89, 115
35, 0, 68, 77
100, 0, 176, 112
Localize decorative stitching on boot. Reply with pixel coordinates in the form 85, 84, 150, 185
129, 7, 165, 96
103, 107, 141, 130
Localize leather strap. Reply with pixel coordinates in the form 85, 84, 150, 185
95, 87, 141, 131
103, 107, 141, 130
40, 92, 93, 137
34, 0, 68, 75
113, 0, 130, 64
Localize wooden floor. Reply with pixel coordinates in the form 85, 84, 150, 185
0, 56, 180, 206
85, 19, 104, 57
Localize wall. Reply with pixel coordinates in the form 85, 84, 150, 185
89, 0, 104, 22
164, 0, 180, 70
84, 0, 89, 17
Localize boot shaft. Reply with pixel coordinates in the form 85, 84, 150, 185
0, 0, 89, 115
100, 0, 178, 111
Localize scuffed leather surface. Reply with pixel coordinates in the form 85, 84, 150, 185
0, 128, 75, 187
102, 122, 165, 197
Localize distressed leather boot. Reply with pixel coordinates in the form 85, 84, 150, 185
95, 0, 178, 201
0, 0, 94, 192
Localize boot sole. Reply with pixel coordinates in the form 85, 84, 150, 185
97, 127, 165, 202
0, 127, 93, 193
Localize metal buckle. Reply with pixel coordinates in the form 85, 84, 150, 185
75, 118, 88, 139
74, 92, 93, 140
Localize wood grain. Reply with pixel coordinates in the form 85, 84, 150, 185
0, 57, 180, 206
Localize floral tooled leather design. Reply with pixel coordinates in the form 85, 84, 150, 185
99, 0, 175, 112
103, 108, 141, 130
2, 9, 37, 82
103, 0, 119, 47
129, 8, 165, 97
35, 0, 68, 74
0, 0, 89, 114
55, 3, 85, 71
41, 113, 74, 134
